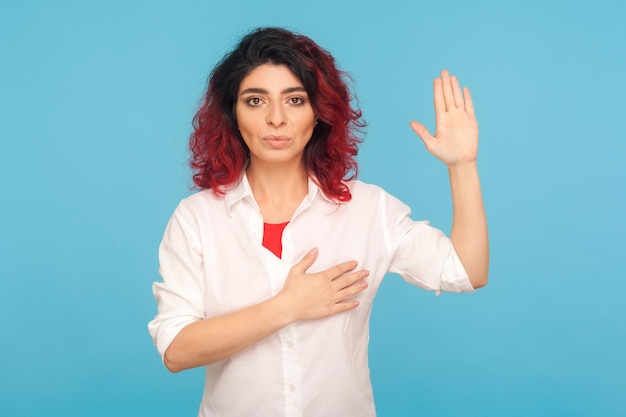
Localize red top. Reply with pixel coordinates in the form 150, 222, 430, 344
262, 222, 289, 258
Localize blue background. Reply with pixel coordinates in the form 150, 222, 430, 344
1, 0, 625, 416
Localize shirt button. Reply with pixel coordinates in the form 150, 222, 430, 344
286, 341, 294, 349
289, 384, 296, 392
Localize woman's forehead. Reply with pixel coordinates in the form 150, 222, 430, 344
239, 64, 304, 93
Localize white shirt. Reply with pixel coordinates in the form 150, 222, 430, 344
148, 175, 474, 417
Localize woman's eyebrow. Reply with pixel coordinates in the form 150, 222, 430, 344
239, 86, 307, 96
239, 87, 267, 95
282, 87, 307, 94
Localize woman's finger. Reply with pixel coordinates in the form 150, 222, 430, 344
322, 260, 358, 280
451, 75, 464, 110
440, 70, 456, 111
433, 77, 446, 116
464, 87, 475, 117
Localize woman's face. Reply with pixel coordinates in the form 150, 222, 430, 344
236, 64, 316, 168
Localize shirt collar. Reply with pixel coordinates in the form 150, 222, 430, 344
303, 176, 336, 205
224, 172, 337, 218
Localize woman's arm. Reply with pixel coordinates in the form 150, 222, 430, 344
409, 70, 489, 288
164, 248, 369, 372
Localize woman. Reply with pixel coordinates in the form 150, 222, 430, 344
148, 27, 488, 417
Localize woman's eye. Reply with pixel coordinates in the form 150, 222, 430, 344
247, 97, 262, 106
289, 97, 304, 105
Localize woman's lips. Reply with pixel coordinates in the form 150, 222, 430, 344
263, 135, 290, 148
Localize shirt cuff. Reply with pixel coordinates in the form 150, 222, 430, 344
436, 246, 476, 295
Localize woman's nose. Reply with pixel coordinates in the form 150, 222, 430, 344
266, 103, 286, 127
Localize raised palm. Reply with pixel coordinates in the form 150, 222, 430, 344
410, 70, 479, 167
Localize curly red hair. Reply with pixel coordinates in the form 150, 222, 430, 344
189, 27, 365, 202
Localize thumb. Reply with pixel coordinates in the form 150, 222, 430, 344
293, 247, 318, 273
409, 121, 434, 148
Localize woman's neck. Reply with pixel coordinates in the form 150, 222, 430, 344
246, 162, 309, 223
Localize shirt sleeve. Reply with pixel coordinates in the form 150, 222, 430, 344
147, 203, 206, 360
383, 191, 475, 295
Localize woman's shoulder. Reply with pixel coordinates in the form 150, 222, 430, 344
346, 179, 388, 200
345, 179, 410, 213
173, 189, 224, 216
180, 188, 219, 203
